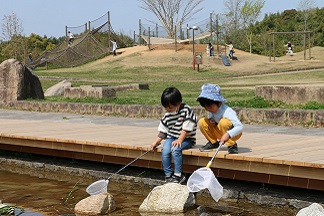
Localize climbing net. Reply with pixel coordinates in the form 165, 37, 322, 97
28, 12, 126, 68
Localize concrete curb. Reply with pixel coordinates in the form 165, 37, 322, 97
0, 101, 323, 127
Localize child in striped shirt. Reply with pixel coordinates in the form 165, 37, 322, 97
150, 87, 197, 184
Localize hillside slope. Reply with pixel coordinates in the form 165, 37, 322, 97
84, 44, 324, 74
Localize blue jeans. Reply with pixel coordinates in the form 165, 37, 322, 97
162, 138, 194, 177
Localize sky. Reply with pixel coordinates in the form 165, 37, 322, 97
1, 0, 324, 39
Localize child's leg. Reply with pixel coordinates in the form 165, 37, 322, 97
198, 117, 242, 147
161, 138, 173, 177
198, 117, 221, 144
172, 138, 194, 175
217, 118, 242, 147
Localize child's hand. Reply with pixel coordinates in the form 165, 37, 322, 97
172, 140, 182, 147
209, 119, 216, 126
171, 140, 182, 152
220, 133, 230, 144
150, 142, 159, 150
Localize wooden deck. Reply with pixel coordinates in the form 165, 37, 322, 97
0, 110, 323, 191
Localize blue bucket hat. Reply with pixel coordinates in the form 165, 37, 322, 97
197, 84, 227, 102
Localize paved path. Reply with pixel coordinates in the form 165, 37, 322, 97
0, 109, 323, 190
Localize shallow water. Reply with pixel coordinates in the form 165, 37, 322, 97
0, 168, 298, 216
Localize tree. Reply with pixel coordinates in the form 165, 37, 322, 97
223, 0, 265, 53
1, 12, 24, 41
138, 0, 204, 38
241, 0, 265, 53
298, 0, 316, 31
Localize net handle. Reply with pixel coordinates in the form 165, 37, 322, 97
206, 142, 223, 168
107, 144, 160, 180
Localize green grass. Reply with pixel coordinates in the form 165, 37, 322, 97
35, 52, 324, 110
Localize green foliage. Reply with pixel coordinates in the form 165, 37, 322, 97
0, 33, 62, 63
301, 101, 324, 110
236, 7, 324, 56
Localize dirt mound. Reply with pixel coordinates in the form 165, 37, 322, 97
86, 44, 324, 73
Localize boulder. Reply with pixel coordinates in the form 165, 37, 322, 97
0, 59, 44, 102
296, 203, 324, 216
44, 80, 72, 97
74, 193, 116, 216
64, 85, 116, 99
139, 183, 195, 213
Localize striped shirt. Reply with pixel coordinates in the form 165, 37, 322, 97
158, 104, 197, 143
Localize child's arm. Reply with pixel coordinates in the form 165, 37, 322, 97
220, 132, 230, 144
150, 131, 166, 150
150, 137, 163, 150
172, 130, 188, 147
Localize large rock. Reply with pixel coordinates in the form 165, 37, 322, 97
44, 80, 72, 97
74, 193, 116, 216
139, 183, 195, 213
64, 85, 116, 99
0, 59, 44, 102
296, 203, 324, 216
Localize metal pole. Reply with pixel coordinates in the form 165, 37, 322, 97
216, 14, 219, 57
148, 27, 151, 50
187, 24, 189, 39
210, 13, 213, 42
193, 29, 195, 70
303, 33, 306, 60
192, 29, 195, 56
273, 33, 275, 62
309, 32, 311, 59
108, 11, 111, 49
139, 19, 142, 46
175, 25, 177, 52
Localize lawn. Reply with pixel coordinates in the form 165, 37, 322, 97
34, 45, 324, 110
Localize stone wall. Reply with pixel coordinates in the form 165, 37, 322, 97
256, 85, 324, 105
0, 101, 323, 127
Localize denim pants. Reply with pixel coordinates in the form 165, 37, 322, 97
162, 137, 194, 177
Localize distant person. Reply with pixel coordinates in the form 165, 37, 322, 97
197, 84, 243, 154
28, 52, 33, 63
110, 39, 117, 56
150, 87, 197, 184
287, 41, 293, 51
225, 41, 234, 60
285, 41, 294, 55
209, 42, 214, 56
67, 31, 75, 46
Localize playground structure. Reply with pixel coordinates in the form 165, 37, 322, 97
139, 13, 239, 68
28, 12, 126, 69
269, 31, 312, 62
138, 13, 215, 51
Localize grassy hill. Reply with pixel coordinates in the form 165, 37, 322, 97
35, 44, 324, 109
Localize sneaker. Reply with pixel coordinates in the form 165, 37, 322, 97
170, 174, 186, 184
228, 143, 238, 154
165, 175, 172, 182
199, 141, 219, 152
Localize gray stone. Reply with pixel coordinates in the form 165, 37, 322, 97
114, 83, 149, 91
296, 203, 324, 216
64, 85, 116, 99
44, 80, 72, 97
139, 183, 195, 213
74, 193, 116, 215
0, 59, 44, 102
256, 85, 324, 105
